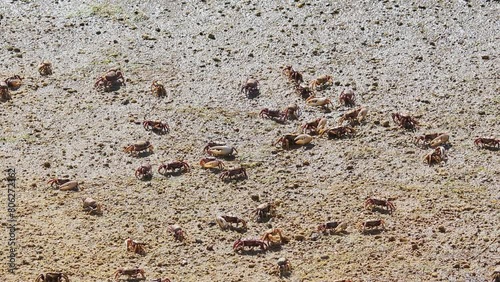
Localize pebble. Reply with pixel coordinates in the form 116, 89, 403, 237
438, 226, 446, 233
320, 255, 329, 260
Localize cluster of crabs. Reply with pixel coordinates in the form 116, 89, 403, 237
31, 63, 498, 281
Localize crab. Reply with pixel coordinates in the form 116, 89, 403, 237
306, 96, 333, 109
5, 75, 22, 89
252, 202, 278, 222
429, 133, 449, 148
284, 103, 301, 120
35, 273, 70, 282
240, 78, 259, 97
492, 267, 500, 282
260, 108, 287, 122
158, 161, 190, 174
414, 132, 447, 146
274, 133, 313, 149
95, 68, 125, 91
151, 279, 171, 282
215, 215, 247, 230
151, 80, 167, 97
48, 179, 78, 191
47, 178, 71, 188
320, 126, 356, 139
301, 117, 327, 135
233, 238, 268, 252
82, 197, 103, 215
168, 224, 186, 241
338, 107, 368, 125
124, 141, 153, 156
135, 163, 153, 179
219, 167, 247, 181
200, 157, 225, 170
143, 120, 169, 134
339, 89, 356, 106
423, 146, 447, 166
296, 83, 314, 99
392, 112, 419, 130
282, 65, 303, 85
38, 60, 53, 75
114, 268, 145, 281
362, 219, 385, 232
317, 221, 348, 234
365, 198, 396, 213
0, 81, 10, 101
205, 144, 238, 157
309, 74, 333, 90
261, 228, 288, 245
125, 238, 147, 255
474, 137, 499, 149
276, 257, 292, 277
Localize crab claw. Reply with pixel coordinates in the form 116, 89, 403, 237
59, 180, 78, 191
306, 97, 332, 107
357, 107, 368, 123
207, 145, 237, 157
430, 134, 449, 148
294, 134, 313, 145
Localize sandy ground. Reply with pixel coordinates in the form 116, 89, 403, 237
1, 0, 499, 281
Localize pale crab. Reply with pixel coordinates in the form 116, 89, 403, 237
95, 68, 125, 91
38, 60, 53, 75
309, 74, 333, 91
82, 197, 103, 215
151, 80, 167, 97
338, 107, 368, 125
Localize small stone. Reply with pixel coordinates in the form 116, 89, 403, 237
248, 264, 255, 268
481, 55, 489, 60
431, 272, 438, 278
310, 233, 320, 241
388, 236, 396, 242
411, 243, 418, 250
374, 120, 380, 125
195, 239, 203, 244
250, 194, 259, 201
181, 260, 188, 266
303, 160, 310, 166
208, 34, 215, 40
346, 165, 354, 170
121, 99, 130, 105
320, 255, 329, 260
478, 111, 485, 115
382, 121, 390, 127
438, 226, 446, 233
206, 245, 214, 251
43, 162, 51, 168
294, 234, 305, 241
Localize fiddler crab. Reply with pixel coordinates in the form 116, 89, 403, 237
392, 112, 419, 130
215, 215, 247, 230
338, 107, 368, 125
35, 272, 70, 282
38, 60, 53, 75
151, 80, 167, 97
474, 137, 499, 149
423, 146, 447, 166
233, 238, 268, 252
114, 268, 145, 282
261, 228, 289, 245
5, 75, 22, 90
135, 163, 152, 180
82, 197, 103, 215
414, 133, 448, 148
276, 257, 292, 277
274, 133, 313, 149
365, 198, 396, 214
143, 120, 169, 134
252, 201, 279, 222
200, 157, 225, 170
260, 104, 301, 122
0, 81, 11, 101
158, 160, 190, 175
169, 224, 186, 241
339, 89, 356, 107
47, 178, 78, 191
296, 83, 313, 99
95, 68, 125, 91
124, 141, 153, 156
282, 65, 303, 85
219, 167, 247, 181
125, 238, 147, 255
301, 117, 327, 135
319, 126, 356, 139
317, 221, 348, 234
361, 219, 385, 233
309, 74, 333, 91
306, 95, 333, 109
240, 78, 259, 98
204, 142, 238, 158
492, 267, 500, 282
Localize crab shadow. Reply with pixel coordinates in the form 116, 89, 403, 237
228, 226, 248, 234
221, 176, 248, 183
235, 249, 267, 256
116, 278, 145, 282
219, 155, 237, 161
103, 82, 125, 92
137, 174, 152, 181
267, 244, 283, 252
482, 146, 500, 152
370, 207, 393, 215
208, 168, 224, 175
133, 151, 154, 158
362, 229, 385, 235
245, 89, 260, 99
159, 170, 189, 177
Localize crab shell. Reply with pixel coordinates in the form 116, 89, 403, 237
294, 134, 313, 145
429, 134, 449, 148
207, 145, 236, 157
357, 107, 368, 123
59, 181, 78, 191
82, 197, 97, 208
